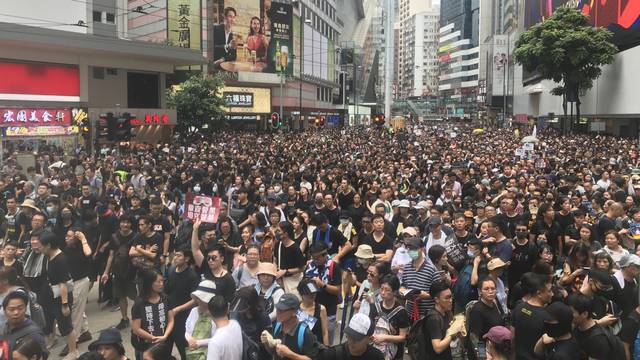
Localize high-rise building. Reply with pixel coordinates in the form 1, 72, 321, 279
397, 0, 431, 98
399, 7, 440, 98
438, 0, 479, 118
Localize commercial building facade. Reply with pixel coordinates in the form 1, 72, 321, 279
0, 1, 204, 147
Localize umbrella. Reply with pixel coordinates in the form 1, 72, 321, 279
48, 161, 65, 170
522, 135, 539, 143
472, 128, 484, 135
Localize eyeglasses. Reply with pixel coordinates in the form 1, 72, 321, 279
367, 272, 377, 277
207, 256, 219, 262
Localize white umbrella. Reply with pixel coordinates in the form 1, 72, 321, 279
522, 135, 539, 143
48, 161, 65, 170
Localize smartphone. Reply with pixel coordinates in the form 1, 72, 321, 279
477, 340, 487, 360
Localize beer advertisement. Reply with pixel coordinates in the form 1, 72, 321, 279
208, 0, 292, 74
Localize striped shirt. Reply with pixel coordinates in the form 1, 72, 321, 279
401, 258, 438, 318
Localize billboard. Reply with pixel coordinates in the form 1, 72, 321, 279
524, 0, 640, 50
492, 35, 509, 96
0, 61, 80, 102
208, 0, 293, 74
167, 0, 202, 49
221, 86, 271, 113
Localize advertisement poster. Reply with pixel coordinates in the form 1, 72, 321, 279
208, 0, 292, 74
183, 192, 222, 223
492, 35, 508, 96
167, 0, 202, 50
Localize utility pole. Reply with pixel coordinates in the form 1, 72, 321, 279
384, 0, 394, 124
280, 71, 284, 125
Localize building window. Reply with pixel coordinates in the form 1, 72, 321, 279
93, 11, 102, 22
106, 13, 115, 23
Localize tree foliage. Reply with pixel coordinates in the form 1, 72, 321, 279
513, 7, 617, 98
166, 73, 227, 134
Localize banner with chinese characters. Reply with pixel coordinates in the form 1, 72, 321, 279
221, 86, 271, 114
0, 108, 72, 127
168, 0, 202, 49
5, 126, 79, 137
183, 192, 221, 223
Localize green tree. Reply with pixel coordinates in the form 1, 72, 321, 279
513, 7, 617, 131
167, 73, 227, 134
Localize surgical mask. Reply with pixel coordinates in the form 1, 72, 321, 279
516, 231, 529, 239
596, 286, 616, 300
339, 219, 350, 225
193, 185, 201, 193
46, 207, 55, 216
408, 250, 420, 260
544, 322, 566, 338
467, 250, 476, 258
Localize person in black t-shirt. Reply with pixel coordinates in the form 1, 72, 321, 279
130, 216, 163, 278
131, 270, 174, 360
38, 231, 79, 359
148, 197, 173, 265
369, 275, 410, 359
62, 227, 94, 349
620, 304, 640, 360
533, 301, 581, 360
311, 213, 351, 263
512, 273, 552, 360
320, 313, 384, 360
164, 247, 199, 360
360, 214, 394, 263
102, 216, 137, 330
123, 195, 148, 233
190, 220, 236, 303
423, 280, 463, 360
568, 292, 626, 360
468, 277, 506, 353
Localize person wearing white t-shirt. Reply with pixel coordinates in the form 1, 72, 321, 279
206, 296, 243, 360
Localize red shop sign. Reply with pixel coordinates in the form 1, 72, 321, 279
0, 108, 72, 127
130, 113, 170, 126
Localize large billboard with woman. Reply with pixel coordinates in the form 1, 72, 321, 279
208, 0, 293, 74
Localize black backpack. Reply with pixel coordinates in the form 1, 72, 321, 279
241, 330, 260, 360
111, 234, 131, 278
406, 315, 429, 360
591, 324, 626, 360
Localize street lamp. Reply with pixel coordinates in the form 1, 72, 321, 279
293, 0, 312, 130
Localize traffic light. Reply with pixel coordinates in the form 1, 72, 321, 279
116, 112, 132, 141
271, 112, 279, 127
373, 114, 385, 126
106, 112, 116, 140
314, 116, 325, 126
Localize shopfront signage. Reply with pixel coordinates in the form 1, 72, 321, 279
225, 114, 259, 121
130, 113, 170, 125
224, 92, 254, 108
0, 108, 72, 127
221, 86, 271, 114
5, 126, 79, 137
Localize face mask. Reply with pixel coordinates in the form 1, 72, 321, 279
516, 231, 529, 239
46, 207, 55, 216
467, 250, 476, 258
408, 250, 420, 260
544, 322, 566, 338
61, 213, 73, 221
339, 219, 349, 225
193, 185, 201, 193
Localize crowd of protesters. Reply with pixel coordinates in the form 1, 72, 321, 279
0, 123, 640, 360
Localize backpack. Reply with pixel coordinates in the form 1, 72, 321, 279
452, 263, 477, 311
406, 316, 429, 360
372, 302, 404, 360
274, 321, 308, 353
240, 330, 260, 360
631, 312, 640, 360
591, 324, 626, 360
